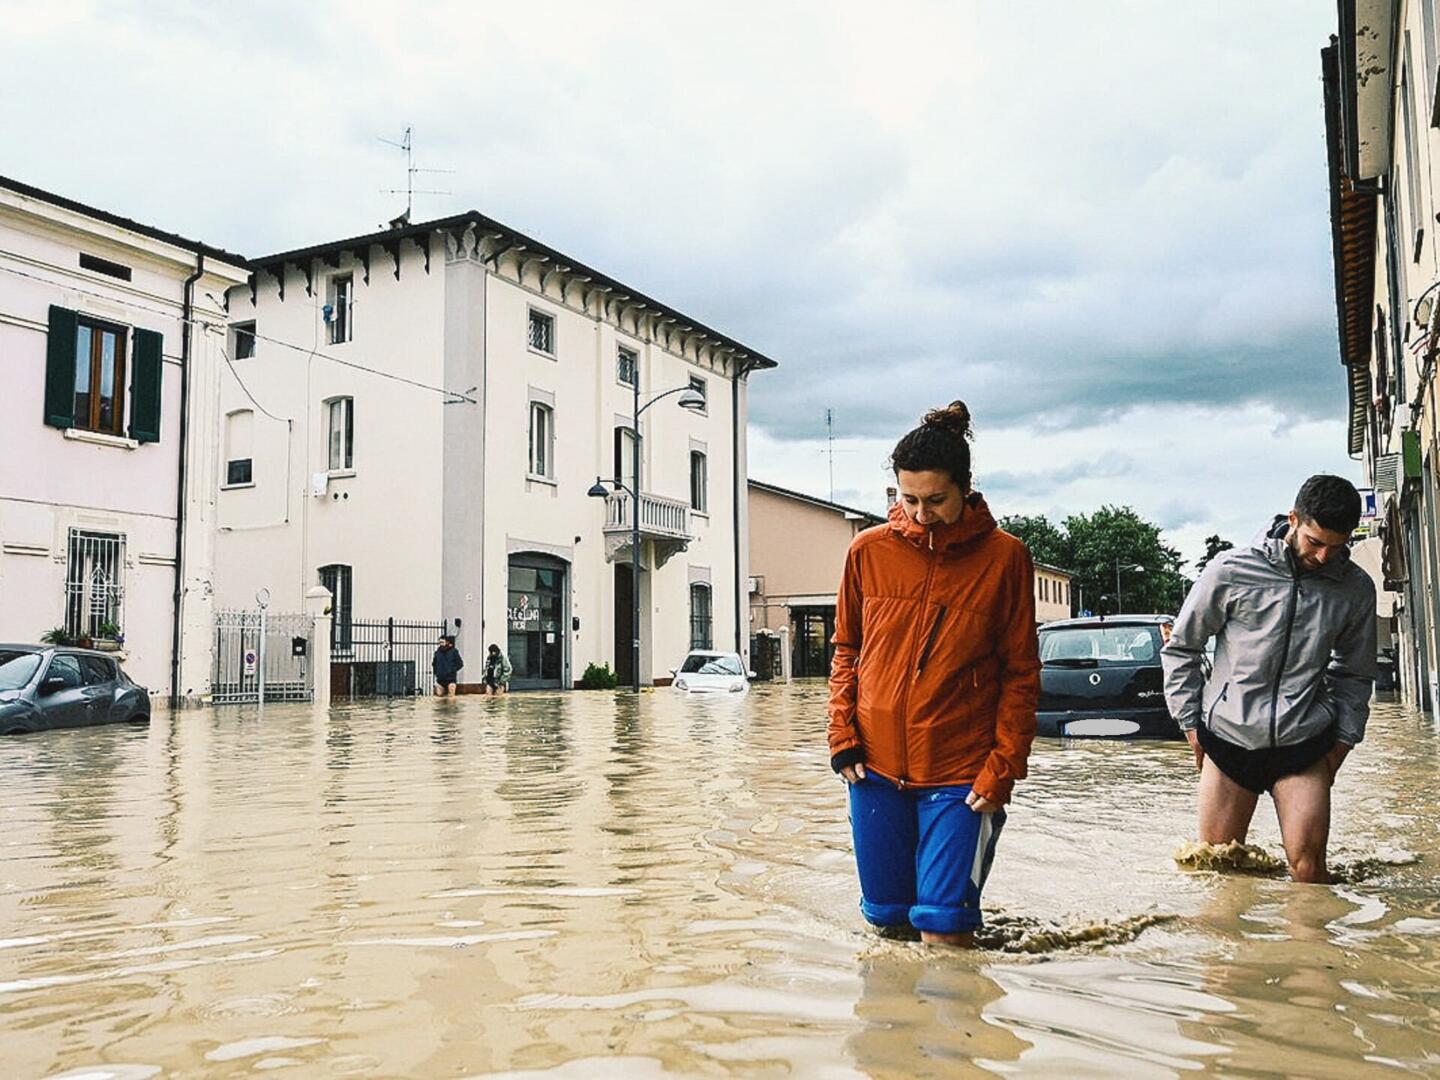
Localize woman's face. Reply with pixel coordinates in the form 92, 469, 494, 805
895, 469, 966, 526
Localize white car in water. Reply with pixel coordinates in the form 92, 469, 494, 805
671, 650, 753, 694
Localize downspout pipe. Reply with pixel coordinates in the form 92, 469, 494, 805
731, 358, 755, 654
170, 254, 204, 706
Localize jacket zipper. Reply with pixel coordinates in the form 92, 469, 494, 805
895, 531, 940, 787
1269, 564, 1301, 748
916, 604, 948, 675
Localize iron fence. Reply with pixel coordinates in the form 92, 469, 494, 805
332, 617, 448, 698
213, 610, 314, 704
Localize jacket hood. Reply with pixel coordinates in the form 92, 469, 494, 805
1251, 514, 1350, 580
887, 492, 997, 552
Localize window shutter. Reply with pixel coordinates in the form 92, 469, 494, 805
129, 328, 164, 443
43, 305, 78, 429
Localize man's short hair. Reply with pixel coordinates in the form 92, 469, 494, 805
1294, 474, 1362, 534
444, 634, 457, 645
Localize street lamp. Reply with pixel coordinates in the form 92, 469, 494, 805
588, 377, 706, 692
1114, 559, 1145, 614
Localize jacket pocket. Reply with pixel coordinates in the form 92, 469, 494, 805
1205, 682, 1229, 729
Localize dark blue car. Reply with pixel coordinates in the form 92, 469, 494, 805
1035, 616, 1181, 739
0, 645, 151, 734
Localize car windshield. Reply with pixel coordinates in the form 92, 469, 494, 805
0, 651, 42, 690
1040, 626, 1162, 666
680, 654, 743, 676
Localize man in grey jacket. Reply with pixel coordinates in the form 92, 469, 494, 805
1162, 475, 1376, 883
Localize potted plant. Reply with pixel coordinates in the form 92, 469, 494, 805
95, 621, 124, 652
40, 627, 77, 647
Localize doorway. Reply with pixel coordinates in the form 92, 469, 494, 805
507, 554, 568, 690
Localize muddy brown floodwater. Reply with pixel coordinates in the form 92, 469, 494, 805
2, 684, 1438, 1078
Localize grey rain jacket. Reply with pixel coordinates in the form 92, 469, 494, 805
1161, 518, 1377, 749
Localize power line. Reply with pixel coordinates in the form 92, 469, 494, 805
0, 259, 476, 403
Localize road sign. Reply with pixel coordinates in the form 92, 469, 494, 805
243, 648, 258, 675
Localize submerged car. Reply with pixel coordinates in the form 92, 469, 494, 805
671, 650, 753, 694
1035, 616, 1180, 739
0, 645, 151, 734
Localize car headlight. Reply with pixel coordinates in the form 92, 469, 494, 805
675, 679, 689, 691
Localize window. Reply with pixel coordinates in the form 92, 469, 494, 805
80, 655, 116, 685
689, 583, 713, 650
45, 654, 84, 690
327, 397, 354, 471
73, 320, 127, 436
328, 275, 353, 344
614, 425, 638, 489
529, 401, 554, 479
319, 564, 353, 653
690, 450, 708, 513
225, 410, 254, 487
1402, 46, 1424, 259
617, 345, 638, 387
688, 374, 707, 412
79, 253, 132, 281
64, 529, 124, 639
231, 322, 256, 360
528, 308, 555, 355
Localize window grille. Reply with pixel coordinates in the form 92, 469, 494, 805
528, 309, 555, 354
65, 529, 125, 638
617, 345, 638, 387
319, 564, 354, 652
689, 583, 713, 650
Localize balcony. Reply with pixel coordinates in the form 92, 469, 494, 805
603, 491, 691, 567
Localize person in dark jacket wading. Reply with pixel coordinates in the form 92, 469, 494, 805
433, 635, 463, 698
1162, 475, 1377, 883
828, 401, 1041, 947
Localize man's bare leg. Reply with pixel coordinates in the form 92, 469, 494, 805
1272, 758, 1332, 883
1198, 757, 1260, 844
920, 930, 975, 948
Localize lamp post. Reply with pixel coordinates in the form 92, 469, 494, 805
589, 374, 706, 692
1114, 559, 1145, 614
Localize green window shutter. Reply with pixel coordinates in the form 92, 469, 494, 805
129, 328, 164, 444
43, 305, 78, 429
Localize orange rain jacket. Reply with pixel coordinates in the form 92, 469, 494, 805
827, 495, 1040, 805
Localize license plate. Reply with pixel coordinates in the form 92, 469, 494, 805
1065, 717, 1141, 737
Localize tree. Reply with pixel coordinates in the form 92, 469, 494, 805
998, 514, 1069, 570
1195, 534, 1234, 575
1063, 506, 1189, 616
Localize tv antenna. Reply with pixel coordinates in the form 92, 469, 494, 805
826, 408, 836, 502
378, 126, 453, 226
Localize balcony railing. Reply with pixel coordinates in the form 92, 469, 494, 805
604, 491, 691, 540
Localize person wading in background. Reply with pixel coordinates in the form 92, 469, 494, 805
483, 644, 512, 695
433, 635, 463, 698
828, 400, 1041, 947
1162, 474, 1377, 883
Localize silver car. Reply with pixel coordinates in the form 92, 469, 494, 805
0, 645, 151, 734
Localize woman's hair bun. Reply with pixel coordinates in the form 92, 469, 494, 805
921, 400, 973, 441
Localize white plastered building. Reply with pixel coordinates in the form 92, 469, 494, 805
216, 212, 776, 690
0, 176, 249, 696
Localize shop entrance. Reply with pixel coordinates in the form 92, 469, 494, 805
507, 554, 568, 690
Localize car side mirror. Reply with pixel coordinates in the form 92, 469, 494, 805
747, 670, 757, 679
39, 676, 65, 695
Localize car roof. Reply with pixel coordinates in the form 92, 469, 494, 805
0, 644, 115, 658
1040, 614, 1174, 630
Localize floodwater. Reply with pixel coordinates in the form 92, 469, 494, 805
2, 685, 1438, 1079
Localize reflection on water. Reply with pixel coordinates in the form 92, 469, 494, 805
1, 686, 1437, 1077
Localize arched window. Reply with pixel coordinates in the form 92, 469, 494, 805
689, 582, 713, 650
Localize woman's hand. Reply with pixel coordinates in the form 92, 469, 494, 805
840, 762, 868, 784
965, 791, 999, 813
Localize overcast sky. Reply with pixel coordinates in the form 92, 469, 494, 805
1, 1, 1354, 563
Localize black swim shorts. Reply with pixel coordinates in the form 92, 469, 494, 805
1196, 723, 1336, 794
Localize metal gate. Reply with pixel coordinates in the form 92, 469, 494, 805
213, 610, 315, 704
332, 617, 448, 698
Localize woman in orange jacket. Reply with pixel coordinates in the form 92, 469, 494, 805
828, 400, 1040, 946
